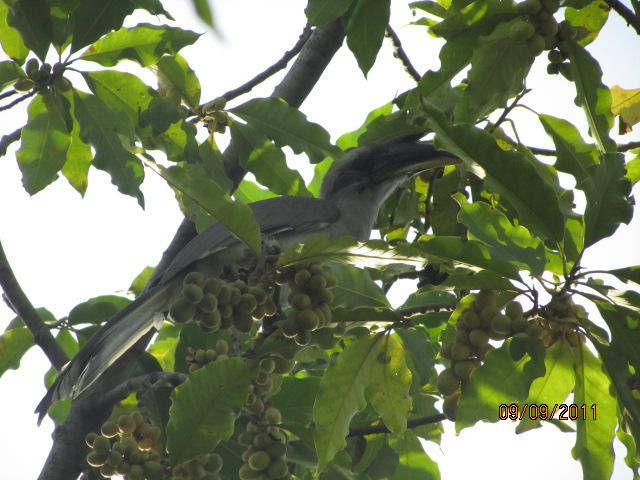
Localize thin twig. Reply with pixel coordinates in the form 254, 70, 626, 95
0, 89, 37, 112
348, 414, 447, 437
0, 240, 69, 370
527, 140, 640, 156
386, 25, 421, 83
205, 23, 313, 107
604, 0, 640, 34
101, 372, 188, 406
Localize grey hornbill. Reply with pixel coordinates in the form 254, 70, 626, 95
35, 133, 461, 422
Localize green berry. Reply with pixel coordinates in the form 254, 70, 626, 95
547, 49, 564, 64
118, 414, 137, 435
267, 458, 289, 479
237, 293, 258, 315
461, 310, 481, 329
297, 308, 320, 331
442, 392, 460, 421
272, 356, 296, 374
491, 314, 513, 335
14, 78, 34, 92
170, 297, 197, 323
248, 451, 271, 471
509, 20, 536, 41
527, 34, 546, 56
450, 342, 471, 360
184, 271, 206, 287
454, 360, 477, 381
101, 420, 119, 438
265, 406, 282, 424
92, 435, 111, 454
204, 453, 223, 473
87, 451, 108, 467
469, 329, 489, 347
289, 293, 311, 310
437, 368, 460, 396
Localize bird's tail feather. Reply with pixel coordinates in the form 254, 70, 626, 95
35, 282, 175, 424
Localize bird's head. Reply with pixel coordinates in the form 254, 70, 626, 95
320, 133, 461, 206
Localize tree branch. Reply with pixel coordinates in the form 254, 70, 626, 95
386, 25, 421, 83
348, 414, 447, 437
0, 239, 68, 370
101, 372, 187, 407
604, 0, 640, 35
204, 23, 313, 106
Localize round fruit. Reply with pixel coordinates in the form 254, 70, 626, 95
265, 406, 282, 424
204, 454, 223, 473
297, 309, 320, 331
518, 0, 542, 15
294, 269, 311, 287
442, 392, 461, 421
248, 451, 271, 471
527, 34, 546, 56
14, 78, 34, 92
272, 356, 296, 374
101, 420, 119, 438
454, 360, 477, 381
118, 414, 137, 435
289, 293, 311, 310
87, 451, 108, 467
474, 290, 496, 310
450, 342, 471, 360
461, 310, 481, 329
509, 20, 536, 41
469, 329, 489, 347
437, 368, 461, 396
505, 302, 524, 319
267, 458, 289, 479
491, 314, 513, 335
92, 435, 111, 454
170, 297, 197, 323
216, 339, 229, 355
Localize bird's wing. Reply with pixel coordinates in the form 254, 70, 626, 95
155, 196, 341, 286
36, 195, 340, 422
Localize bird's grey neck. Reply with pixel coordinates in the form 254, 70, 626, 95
324, 190, 385, 241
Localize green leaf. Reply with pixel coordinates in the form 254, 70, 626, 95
6, 0, 52, 61
330, 265, 390, 309
366, 334, 412, 435
229, 97, 342, 163
154, 54, 201, 109
608, 266, 640, 287
582, 152, 633, 247
430, 0, 514, 38
229, 121, 311, 197
271, 376, 321, 426
314, 333, 384, 471
389, 431, 440, 480
68, 295, 130, 326
190, 0, 215, 27
440, 268, 517, 291
148, 322, 180, 373
572, 345, 616, 480
566, 41, 616, 153
414, 236, 521, 280
147, 162, 261, 256
132, 0, 174, 18
72, 90, 145, 205
0, 327, 34, 377
0, 3, 29, 63
83, 70, 198, 162
81, 24, 200, 67
166, 358, 257, 467
344, 0, 391, 76
425, 103, 565, 243
305, 0, 353, 25
516, 340, 575, 433
396, 329, 437, 392
16, 96, 71, 194
539, 114, 598, 185
565, 1, 609, 46
453, 19, 533, 123
277, 236, 426, 270
453, 194, 547, 276
61, 91, 93, 196
70, 0, 136, 53
456, 337, 545, 431
0, 60, 25, 90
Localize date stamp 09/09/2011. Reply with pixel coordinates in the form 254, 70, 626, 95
498, 403, 597, 421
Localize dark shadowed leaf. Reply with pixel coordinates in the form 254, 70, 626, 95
73, 90, 145, 205
16, 96, 71, 194
0, 3, 29, 63
70, 0, 136, 53
305, 0, 353, 25
229, 121, 311, 197
166, 358, 257, 467
425, 103, 565, 243
344, 0, 391, 76
6, 0, 52, 61
230, 98, 342, 163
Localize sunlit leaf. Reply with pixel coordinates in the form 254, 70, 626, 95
154, 54, 201, 109
611, 85, 640, 130
389, 431, 440, 480
0, 3, 29, 63
81, 24, 200, 67
0, 327, 34, 377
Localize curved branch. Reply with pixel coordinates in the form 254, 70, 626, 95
386, 25, 421, 83
0, 239, 68, 370
604, 0, 640, 35
101, 371, 188, 406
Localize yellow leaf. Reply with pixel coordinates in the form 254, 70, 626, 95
610, 85, 640, 131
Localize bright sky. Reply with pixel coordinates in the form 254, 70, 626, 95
0, 1, 639, 479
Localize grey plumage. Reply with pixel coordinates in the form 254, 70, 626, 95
35, 133, 460, 423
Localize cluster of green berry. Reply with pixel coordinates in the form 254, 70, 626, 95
85, 412, 163, 479
171, 453, 223, 480
14, 58, 71, 93
540, 293, 586, 348
244, 356, 296, 415
437, 291, 542, 420
169, 272, 276, 334
238, 407, 291, 480
511, 0, 588, 61
185, 340, 230, 373
277, 264, 337, 346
